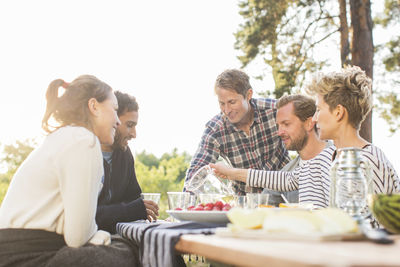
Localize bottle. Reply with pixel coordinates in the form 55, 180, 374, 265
332, 147, 368, 218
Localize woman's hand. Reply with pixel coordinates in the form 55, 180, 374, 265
209, 162, 233, 179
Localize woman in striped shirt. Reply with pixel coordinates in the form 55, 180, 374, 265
307, 65, 399, 196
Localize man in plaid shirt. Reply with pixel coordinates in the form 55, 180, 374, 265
184, 69, 289, 195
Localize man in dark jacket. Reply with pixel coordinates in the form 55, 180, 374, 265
96, 91, 159, 233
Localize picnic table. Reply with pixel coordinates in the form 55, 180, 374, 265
117, 220, 400, 267
175, 233, 400, 267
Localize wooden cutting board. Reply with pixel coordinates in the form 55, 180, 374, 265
215, 227, 364, 241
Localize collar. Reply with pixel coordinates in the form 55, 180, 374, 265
331, 143, 371, 161
102, 151, 113, 165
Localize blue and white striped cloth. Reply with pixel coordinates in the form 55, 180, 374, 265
117, 220, 223, 267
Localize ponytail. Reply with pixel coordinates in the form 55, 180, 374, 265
41, 75, 112, 134
42, 79, 66, 133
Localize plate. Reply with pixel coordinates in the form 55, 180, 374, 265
166, 210, 230, 223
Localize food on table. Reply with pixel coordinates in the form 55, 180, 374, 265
183, 201, 231, 211
278, 202, 314, 209
279, 203, 296, 208
258, 204, 274, 208
262, 210, 319, 234
371, 194, 400, 234
222, 195, 234, 203
227, 207, 358, 235
227, 208, 267, 229
313, 208, 358, 234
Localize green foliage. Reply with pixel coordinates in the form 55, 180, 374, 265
0, 139, 37, 204
235, 0, 336, 97
236, 0, 400, 133
136, 150, 160, 168
2, 139, 36, 176
135, 149, 191, 219
376, 91, 400, 134
374, 0, 400, 131
374, 0, 400, 27
0, 173, 10, 204
382, 36, 400, 72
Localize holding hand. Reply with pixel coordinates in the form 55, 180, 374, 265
209, 162, 232, 179
209, 162, 248, 183
143, 200, 159, 222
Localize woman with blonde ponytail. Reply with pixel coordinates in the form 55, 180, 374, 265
0, 75, 140, 266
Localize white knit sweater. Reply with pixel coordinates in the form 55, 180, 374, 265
0, 126, 107, 247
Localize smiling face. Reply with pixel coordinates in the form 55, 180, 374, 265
90, 92, 121, 145
113, 110, 138, 151
216, 87, 252, 125
313, 94, 338, 140
276, 103, 309, 151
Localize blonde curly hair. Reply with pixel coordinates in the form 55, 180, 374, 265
306, 66, 372, 130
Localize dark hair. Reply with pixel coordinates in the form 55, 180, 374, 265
214, 69, 252, 97
114, 91, 139, 116
277, 94, 316, 122
42, 75, 112, 133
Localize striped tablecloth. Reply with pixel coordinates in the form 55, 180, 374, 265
117, 220, 225, 267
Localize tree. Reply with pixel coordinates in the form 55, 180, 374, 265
235, 0, 337, 97
235, 0, 396, 141
0, 139, 37, 204
374, 0, 400, 133
1, 139, 36, 179
135, 149, 191, 219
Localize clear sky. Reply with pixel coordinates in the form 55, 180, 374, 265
0, 0, 399, 172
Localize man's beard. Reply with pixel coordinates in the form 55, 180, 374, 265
287, 128, 308, 152
112, 130, 127, 151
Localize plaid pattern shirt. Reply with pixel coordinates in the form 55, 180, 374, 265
185, 98, 290, 195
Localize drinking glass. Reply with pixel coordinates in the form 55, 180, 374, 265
167, 192, 191, 210
234, 195, 247, 208
246, 193, 270, 209
141, 193, 161, 206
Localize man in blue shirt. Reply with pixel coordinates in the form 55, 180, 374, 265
96, 91, 159, 233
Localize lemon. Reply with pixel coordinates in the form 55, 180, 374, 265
221, 195, 234, 204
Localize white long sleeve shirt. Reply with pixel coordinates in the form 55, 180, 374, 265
247, 146, 335, 208
0, 126, 105, 247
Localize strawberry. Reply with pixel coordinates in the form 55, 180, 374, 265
187, 205, 195, 211
212, 206, 222, 211
222, 203, 231, 211
194, 205, 204, 211
214, 201, 224, 209
174, 207, 183, 211
205, 202, 214, 209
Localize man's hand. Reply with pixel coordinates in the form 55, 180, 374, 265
143, 200, 159, 222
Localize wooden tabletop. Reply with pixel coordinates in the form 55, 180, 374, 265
175, 234, 400, 267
